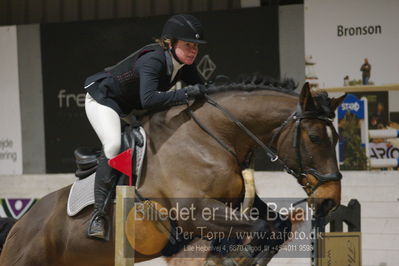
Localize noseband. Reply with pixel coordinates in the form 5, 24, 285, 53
188, 95, 342, 195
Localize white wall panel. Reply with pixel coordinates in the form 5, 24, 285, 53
17, 24, 45, 174
0, 26, 23, 174
305, 0, 399, 87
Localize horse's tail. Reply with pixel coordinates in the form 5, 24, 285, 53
0, 217, 17, 254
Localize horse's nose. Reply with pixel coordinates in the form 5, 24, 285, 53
314, 198, 338, 217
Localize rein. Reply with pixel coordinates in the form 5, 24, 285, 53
188, 94, 342, 195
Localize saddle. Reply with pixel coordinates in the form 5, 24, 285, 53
67, 126, 146, 216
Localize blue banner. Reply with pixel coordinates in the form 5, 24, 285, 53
338, 94, 365, 119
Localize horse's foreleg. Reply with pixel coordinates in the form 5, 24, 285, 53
236, 194, 293, 265
249, 194, 292, 252
252, 194, 292, 239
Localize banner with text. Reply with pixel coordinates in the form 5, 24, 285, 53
0, 26, 23, 174
304, 0, 399, 88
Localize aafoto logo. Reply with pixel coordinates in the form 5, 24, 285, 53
57, 89, 86, 108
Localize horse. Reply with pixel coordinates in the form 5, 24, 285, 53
0, 78, 345, 266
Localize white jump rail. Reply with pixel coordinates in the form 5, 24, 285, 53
369, 129, 399, 139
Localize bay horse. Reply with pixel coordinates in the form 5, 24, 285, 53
0, 78, 345, 266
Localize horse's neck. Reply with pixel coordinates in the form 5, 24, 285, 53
142, 92, 297, 165
211, 92, 297, 162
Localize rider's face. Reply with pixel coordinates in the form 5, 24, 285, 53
173, 40, 198, 65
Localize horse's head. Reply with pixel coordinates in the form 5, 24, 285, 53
275, 83, 346, 217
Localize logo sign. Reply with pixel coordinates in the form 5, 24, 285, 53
1, 198, 36, 219
197, 55, 216, 81
338, 94, 365, 119
369, 142, 399, 159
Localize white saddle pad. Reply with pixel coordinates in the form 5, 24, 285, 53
67, 127, 146, 217
67, 173, 95, 216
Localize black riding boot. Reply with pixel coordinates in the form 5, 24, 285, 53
87, 153, 117, 240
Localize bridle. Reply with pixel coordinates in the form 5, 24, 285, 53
188, 94, 342, 195
269, 105, 342, 195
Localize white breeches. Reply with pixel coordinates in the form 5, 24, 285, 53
85, 93, 121, 159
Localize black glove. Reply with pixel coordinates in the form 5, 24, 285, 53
185, 84, 208, 99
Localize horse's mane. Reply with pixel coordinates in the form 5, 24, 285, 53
206, 74, 298, 96
206, 74, 336, 117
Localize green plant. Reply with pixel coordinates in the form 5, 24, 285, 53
340, 112, 368, 170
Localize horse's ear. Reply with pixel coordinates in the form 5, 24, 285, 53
330, 93, 347, 111
299, 82, 316, 111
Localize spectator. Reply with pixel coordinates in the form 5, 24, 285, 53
360, 58, 371, 85
344, 75, 349, 86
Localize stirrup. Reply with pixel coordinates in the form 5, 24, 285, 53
87, 212, 110, 241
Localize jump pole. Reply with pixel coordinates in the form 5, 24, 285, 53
115, 185, 135, 266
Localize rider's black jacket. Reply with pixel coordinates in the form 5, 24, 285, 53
84, 43, 203, 117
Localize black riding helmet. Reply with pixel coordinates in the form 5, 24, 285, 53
162, 14, 207, 44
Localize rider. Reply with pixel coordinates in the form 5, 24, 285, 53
84, 14, 207, 240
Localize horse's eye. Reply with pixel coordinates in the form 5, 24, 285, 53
309, 135, 321, 144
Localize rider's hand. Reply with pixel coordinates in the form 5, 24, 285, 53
185, 84, 207, 99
